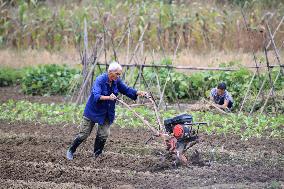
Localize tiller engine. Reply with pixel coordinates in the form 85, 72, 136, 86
163, 114, 207, 165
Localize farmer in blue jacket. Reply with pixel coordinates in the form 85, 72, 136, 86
67, 61, 147, 160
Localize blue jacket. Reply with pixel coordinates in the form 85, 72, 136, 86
83, 73, 138, 125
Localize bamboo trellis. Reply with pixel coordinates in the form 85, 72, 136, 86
72, 10, 283, 115
239, 13, 284, 115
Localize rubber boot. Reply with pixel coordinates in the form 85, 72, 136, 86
93, 137, 106, 159
67, 137, 83, 160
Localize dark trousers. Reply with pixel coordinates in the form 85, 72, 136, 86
68, 116, 111, 154
218, 98, 233, 109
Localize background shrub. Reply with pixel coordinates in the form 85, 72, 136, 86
144, 59, 284, 109
0, 67, 23, 87
21, 64, 79, 95
3, 61, 282, 112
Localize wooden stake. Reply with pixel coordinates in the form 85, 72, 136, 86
249, 76, 267, 115
260, 70, 281, 114
265, 21, 284, 75
264, 47, 276, 104
158, 35, 181, 109
239, 70, 257, 114
265, 16, 284, 50
75, 45, 103, 105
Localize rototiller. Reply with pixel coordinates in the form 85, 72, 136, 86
162, 114, 207, 165
117, 94, 207, 166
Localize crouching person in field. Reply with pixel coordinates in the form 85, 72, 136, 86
210, 82, 233, 110
67, 61, 147, 160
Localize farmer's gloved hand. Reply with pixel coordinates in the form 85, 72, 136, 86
109, 93, 117, 101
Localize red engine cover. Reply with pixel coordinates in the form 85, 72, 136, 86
173, 124, 184, 138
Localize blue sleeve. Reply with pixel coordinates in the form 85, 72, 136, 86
117, 79, 138, 100
92, 77, 103, 103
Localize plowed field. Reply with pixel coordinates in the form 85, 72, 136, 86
0, 120, 283, 189
0, 86, 283, 188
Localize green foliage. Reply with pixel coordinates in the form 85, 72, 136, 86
0, 100, 83, 125
0, 67, 23, 87
2, 61, 283, 113
0, 100, 283, 139
190, 111, 283, 139
267, 180, 282, 189
208, 67, 253, 108
144, 58, 191, 101
144, 59, 284, 111
21, 64, 79, 95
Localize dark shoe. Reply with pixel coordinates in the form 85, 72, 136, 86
93, 149, 103, 159
69, 137, 83, 154
66, 149, 74, 160
93, 137, 106, 158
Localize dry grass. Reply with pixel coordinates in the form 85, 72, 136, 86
174, 49, 284, 73
0, 48, 80, 68
0, 48, 282, 69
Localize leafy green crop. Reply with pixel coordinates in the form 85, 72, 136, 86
0, 67, 23, 87
144, 59, 284, 111
0, 100, 83, 125
21, 64, 80, 95
0, 100, 283, 139
2, 61, 283, 113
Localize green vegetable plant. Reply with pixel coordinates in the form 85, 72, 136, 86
0, 100, 282, 139
21, 64, 79, 95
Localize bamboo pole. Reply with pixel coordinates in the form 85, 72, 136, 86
265, 22, 284, 75
151, 51, 164, 107
128, 23, 149, 65
124, 22, 148, 86
168, 67, 181, 111
82, 18, 89, 80
95, 63, 282, 71
260, 70, 281, 114
249, 38, 284, 115
241, 9, 264, 103
202, 98, 229, 115
126, 19, 131, 66
132, 59, 145, 88
157, 26, 166, 58
121, 65, 129, 81
249, 76, 267, 115
140, 72, 158, 108
115, 17, 134, 55
241, 9, 261, 77
165, 35, 183, 111
158, 35, 182, 109
264, 47, 276, 103
238, 70, 257, 114
265, 16, 284, 50
75, 45, 104, 105
148, 97, 164, 132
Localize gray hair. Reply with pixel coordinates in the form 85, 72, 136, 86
108, 61, 122, 72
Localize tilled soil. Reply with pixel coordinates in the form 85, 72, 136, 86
0, 86, 65, 104
0, 86, 283, 188
0, 120, 283, 189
